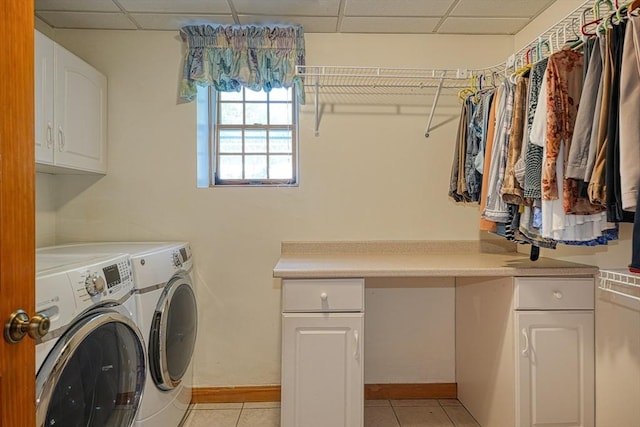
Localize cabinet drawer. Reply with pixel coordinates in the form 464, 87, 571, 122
515, 277, 594, 310
282, 279, 364, 313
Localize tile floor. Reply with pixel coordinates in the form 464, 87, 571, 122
180, 399, 480, 427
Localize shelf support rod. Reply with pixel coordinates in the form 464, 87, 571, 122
424, 75, 445, 138
314, 74, 320, 137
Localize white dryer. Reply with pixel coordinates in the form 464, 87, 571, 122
37, 242, 198, 427
35, 252, 145, 427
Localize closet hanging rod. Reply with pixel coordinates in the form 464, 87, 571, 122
295, 0, 598, 137
509, 0, 593, 67
296, 65, 506, 83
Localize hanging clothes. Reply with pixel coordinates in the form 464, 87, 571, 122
604, 20, 635, 223
482, 79, 515, 223
566, 40, 603, 182
632, 188, 640, 272
449, 99, 471, 202
588, 33, 613, 205
522, 58, 549, 200
479, 89, 499, 232
501, 74, 529, 205
464, 98, 482, 202
447, 7, 634, 255
619, 15, 640, 212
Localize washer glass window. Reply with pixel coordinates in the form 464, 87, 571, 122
40, 320, 145, 426
149, 276, 198, 389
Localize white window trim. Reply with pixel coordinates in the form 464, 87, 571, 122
196, 86, 299, 188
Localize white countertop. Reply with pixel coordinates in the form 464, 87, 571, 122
273, 241, 598, 279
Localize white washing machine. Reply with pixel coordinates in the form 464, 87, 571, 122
35, 252, 146, 427
37, 242, 198, 427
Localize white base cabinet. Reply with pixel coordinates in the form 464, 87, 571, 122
35, 30, 107, 174
456, 276, 595, 427
516, 311, 594, 427
281, 279, 364, 427
281, 313, 363, 427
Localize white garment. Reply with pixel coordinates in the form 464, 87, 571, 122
529, 73, 547, 148
527, 69, 607, 241
541, 144, 608, 241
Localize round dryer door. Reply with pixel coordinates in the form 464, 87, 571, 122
149, 271, 198, 390
36, 305, 146, 427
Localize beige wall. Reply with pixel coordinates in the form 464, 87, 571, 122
36, 173, 57, 247
44, 29, 511, 387
34, 4, 640, 424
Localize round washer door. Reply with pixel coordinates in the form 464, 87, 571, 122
149, 271, 198, 390
36, 305, 146, 427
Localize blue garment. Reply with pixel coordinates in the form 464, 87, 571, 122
464, 97, 482, 202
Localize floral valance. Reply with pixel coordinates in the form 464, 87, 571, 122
180, 24, 305, 104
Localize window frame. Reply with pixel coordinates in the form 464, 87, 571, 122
204, 86, 299, 187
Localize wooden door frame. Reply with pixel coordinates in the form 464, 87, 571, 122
0, 1, 36, 426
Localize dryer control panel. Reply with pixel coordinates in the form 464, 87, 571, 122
172, 244, 192, 269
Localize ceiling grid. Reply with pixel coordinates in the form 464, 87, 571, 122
35, 0, 561, 34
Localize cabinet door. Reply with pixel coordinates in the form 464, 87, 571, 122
516, 311, 594, 427
35, 31, 54, 165
54, 44, 107, 173
282, 313, 363, 427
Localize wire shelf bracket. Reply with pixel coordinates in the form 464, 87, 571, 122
424, 74, 445, 138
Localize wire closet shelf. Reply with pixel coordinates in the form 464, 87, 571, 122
296, 0, 594, 137
599, 269, 640, 304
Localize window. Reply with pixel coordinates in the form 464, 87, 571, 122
196, 86, 298, 187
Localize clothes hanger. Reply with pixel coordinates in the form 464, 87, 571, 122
629, 0, 640, 14
537, 37, 552, 59
582, 0, 616, 35
457, 75, 477, 103
611, 3, 628, 24
565, 17, 584, 47
512, 49, 533, 79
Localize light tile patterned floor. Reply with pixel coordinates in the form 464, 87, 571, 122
180, 399, 480, 427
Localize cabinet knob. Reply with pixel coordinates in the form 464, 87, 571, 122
320, 292, 328, 301
553, 291, 563, 299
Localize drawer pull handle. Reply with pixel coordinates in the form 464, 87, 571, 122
353, 330, 360, 361
46, 122, 53, 148
320, 292, 328, 301
553, 291, 564, 299
58, 127, 65, 151
521, 328, 530, 357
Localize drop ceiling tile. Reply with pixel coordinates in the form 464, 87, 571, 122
36, 11, 138, 29
238, 15, 338, 32
131, 14, 235, 30
438, 17, 530, 34
117, 0, 231, 14
35, 0, 120, 12
450, 0, 555, 18
231, 0, 341, 16
344, 0, 455, 17
341, 17, 440, 33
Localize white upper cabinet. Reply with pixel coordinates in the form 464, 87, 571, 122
35, 30, 107, 174
35, 30, 54, 165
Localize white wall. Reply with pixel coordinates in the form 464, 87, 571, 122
36, 172, 57, 247
34, 5, 640, 423
45, 29, 511, 387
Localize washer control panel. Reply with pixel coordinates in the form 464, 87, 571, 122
36, 253, 135, 338
66, 255, 134, 304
